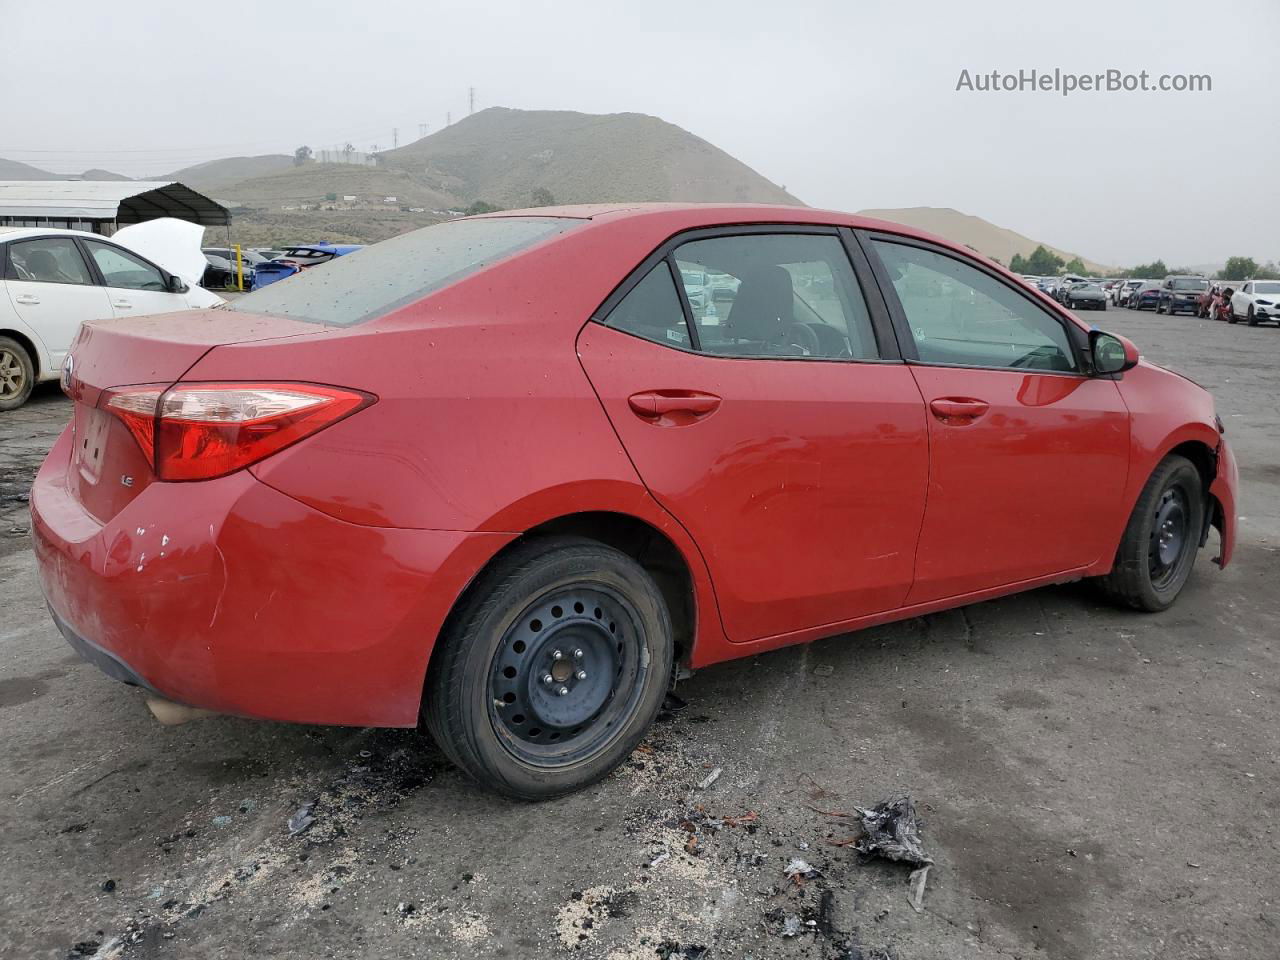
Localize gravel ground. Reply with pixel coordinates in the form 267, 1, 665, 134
0, 308, 1277, 960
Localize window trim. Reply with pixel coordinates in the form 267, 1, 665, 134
4, 235, 98, 287
590, 224, 903, 364
853, 229, 1092, 377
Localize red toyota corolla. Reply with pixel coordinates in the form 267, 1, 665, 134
31, 204, 1237, 799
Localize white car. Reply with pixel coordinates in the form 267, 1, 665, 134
0, 222, 221, 410
1229, 279, 1280, 326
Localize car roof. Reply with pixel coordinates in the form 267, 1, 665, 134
0, 225, 102, 242
469, 202, 1005, 264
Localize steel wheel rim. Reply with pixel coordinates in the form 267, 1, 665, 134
0, 349, 25, 400
1149, 486, 1191, 588
488, 584, 648, 767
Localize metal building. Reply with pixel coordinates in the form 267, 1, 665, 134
0, 181, 229, 235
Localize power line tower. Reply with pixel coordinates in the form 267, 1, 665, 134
392, 127, 398, 149
446, 111, 452, 127
418, 123, 428, 139
469, 87, 476, 114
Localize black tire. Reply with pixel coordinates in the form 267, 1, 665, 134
1097, 455, 1204, 612
1247, 307, 1257, 327
0, 336, 35, 411
1101, 301, 1108, 311
1228, 310, 1238, 324
424, 536, 673, 800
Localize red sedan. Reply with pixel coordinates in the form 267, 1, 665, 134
31, 205, 1238, 799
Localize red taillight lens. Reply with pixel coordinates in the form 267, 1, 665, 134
105, 383, 372, 481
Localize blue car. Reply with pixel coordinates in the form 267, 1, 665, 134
252, 244, 364, 289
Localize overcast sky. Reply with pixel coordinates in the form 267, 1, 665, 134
4, 0, 1277, 266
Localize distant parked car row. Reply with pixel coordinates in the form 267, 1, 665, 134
200, 244, 363, 291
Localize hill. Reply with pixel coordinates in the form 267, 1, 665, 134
0, 157, 131, 181
160, 154, 293, 194
857, 206, 1114, 275
382, 107, 800, 207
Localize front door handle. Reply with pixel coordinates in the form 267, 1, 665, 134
628, 390, 722, 419
929, 397, 990, 423
112, 299, 133, 309
15, 294, 40, 305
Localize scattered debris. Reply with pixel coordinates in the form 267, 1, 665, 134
397, 901, 415, 916
853, 795, 932, 868
287, 802, 316, 837
697, 767, 722, 790
780, 913, 804, 937
908, 865, 930, 913
813, 664, 835, 677
784, 858, 819, 883
211, 815, 232, 827
100, 879, 116, 893
721, 811, 759, 828
656, 940, 708, 959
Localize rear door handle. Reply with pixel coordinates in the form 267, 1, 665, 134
15, 294, 40, 305
929, 397, 990, 423
628, 390, 722, 419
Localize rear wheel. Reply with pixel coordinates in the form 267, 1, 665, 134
424, 536, 673, 800
0, 337, 35, 411
1098, 455, 1204, 612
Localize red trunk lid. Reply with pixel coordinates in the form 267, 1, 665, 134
64, 309, 323, 522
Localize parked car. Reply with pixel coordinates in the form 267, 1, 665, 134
1115, 279, 1144, 306
1156, 276, 1210, 315
1063, 281, 1107, 311
1195, 283, 1221, 318
0, 225, 222, 410
1055, 275, 1086, 303
1037, 278, 1058, 297
1129, 281, 1163, 310
252, 244, 364, 288
202, 247, 267, 289
1228, 279, 1280, 326
32, 205, 1237, 798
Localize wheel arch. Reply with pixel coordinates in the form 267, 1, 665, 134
424, 508, 722, 717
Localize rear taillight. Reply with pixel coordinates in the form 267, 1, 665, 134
104, 382, 372, 481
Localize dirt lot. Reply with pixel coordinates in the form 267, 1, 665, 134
1, 309, 1277, 960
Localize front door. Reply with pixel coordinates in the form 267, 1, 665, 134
578, 229, 930, 643
864, 235, 1130, 604
82, 239, 187, 318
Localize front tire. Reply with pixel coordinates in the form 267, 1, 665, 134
1098, 455, 1204, 612
0, 337, 35, 411
1247, 306, 1257, 327
424, 536, 673, 800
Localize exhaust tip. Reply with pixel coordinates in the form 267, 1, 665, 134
145, 696, 219, 726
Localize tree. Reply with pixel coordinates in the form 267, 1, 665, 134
1063, 257, 1087, 276
1256, 261, 1280, 280
530, 187, 556, 207
1009, 253, 1028, 274
1124, 260, 1168, 279
1024, 245, 1064, 276
1221, 256, 1259, 281
293, 145, 312, 166
465, 200, 502, 215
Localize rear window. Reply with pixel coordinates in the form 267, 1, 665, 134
230, 217, 582, 326
1171, 278, 1208, 290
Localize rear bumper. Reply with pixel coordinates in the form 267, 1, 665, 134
1209, 437, 1238, 568
32, 426, 513, 726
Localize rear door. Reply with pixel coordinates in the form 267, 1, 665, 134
4, 235, 113, 370
81, 239, 189, 318
577, 228, 929, 643
861, 233, 1130, 604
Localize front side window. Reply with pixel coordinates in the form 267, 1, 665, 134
872, 240, 1077, 373
5, 237, 94, 285
84, 241, 167, 291
601, 262, 693, 349
673, 233, 878, 360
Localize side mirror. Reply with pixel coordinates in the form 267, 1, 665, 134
168, 275, 189, 294
1091, 329, 1139, 375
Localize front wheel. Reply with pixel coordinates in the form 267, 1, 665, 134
1247, 307, 1257, 327
1098, 455, 1204, 612
424, 536, 673, 800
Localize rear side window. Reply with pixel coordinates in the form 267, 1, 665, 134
6, 237, 94, 285
231, 217, 582, 326
675, 234, 878, 360
602, 263, 693, 349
